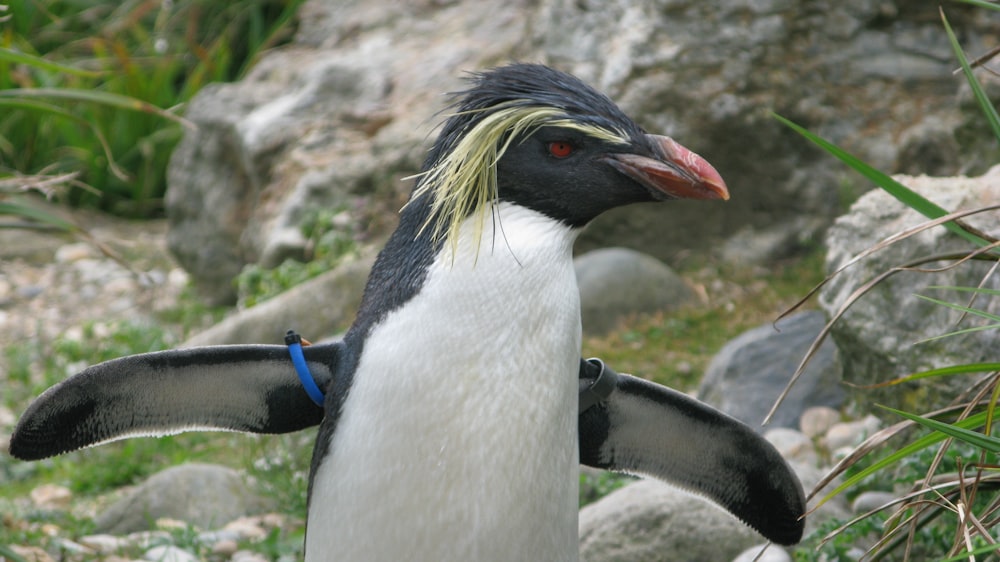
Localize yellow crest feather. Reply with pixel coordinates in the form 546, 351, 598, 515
406, 102, 628, 257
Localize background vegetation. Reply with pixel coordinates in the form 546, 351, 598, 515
779, 5, 1000, 560
0, 0, 304, 217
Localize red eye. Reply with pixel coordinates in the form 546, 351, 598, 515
548, 141, 574, 158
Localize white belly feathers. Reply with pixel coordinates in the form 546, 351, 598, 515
306, 203, 583, 561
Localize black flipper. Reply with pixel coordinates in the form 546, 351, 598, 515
8, 343, 341, 461
578, 359, 806, 546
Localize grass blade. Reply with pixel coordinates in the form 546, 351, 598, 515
914, 323, 1000, 344
928, 285, 1000, 297
881, 406, 1000, 453
857, 363, 1000, 388
915, 294, 1000, 323
941, 542, 1000, 562
0, 201, 76, 231
0, 99, 130, 181
952, 0, 1000, 13
0, 88, 195, 130
0, 544, 27, 562
941, 9, 1000, 145
0, 47, 104, 78
772, 113, 991, 249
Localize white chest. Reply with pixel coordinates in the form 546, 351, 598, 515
306, 204, 583, 561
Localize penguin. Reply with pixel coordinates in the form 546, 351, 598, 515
9, 63, 805, 560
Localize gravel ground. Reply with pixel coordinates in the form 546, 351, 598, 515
0, 210, 189, 370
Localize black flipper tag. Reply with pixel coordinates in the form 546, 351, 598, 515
578, 357, 619, 414
9, 343, 341, 461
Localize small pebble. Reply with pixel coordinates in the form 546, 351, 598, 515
764, 427, 817, 465
224, 516, 268, 541
144, 545, 198, 562
259, 512, 288, 529
125, 530, 173, 549
212, 539, 240, 556
198, 529, 241, 545
30, 484, 73, 510
155, 517, 190, 531
55, 242, 94, 263
825, 415, 882, 450
8, 545, 55, 562
799, 406, 840, 438
53, 538, 92, 554
825, 423, 857, 450
79, 534, 129, 553
232, 550, 270, 562
167, 267, 189, 288
105, 276, 137, 295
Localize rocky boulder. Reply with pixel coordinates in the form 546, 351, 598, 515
95, 463, 270, 535
165, 0, 999, 303
182, 254, 373, 346
819, 165, 1000, 412
698, 310, 844, 430
575, 248, 697, 336
578, 478, 761, 562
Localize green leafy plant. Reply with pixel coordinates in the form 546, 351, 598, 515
236, 208, 360, 308
0, 0, 304, 216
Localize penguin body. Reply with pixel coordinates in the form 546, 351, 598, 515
9, 63, 806, 560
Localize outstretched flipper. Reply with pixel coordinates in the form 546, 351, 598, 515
578, 359, 806, 546
9, 343, 342, 461
10, 344, 805, 545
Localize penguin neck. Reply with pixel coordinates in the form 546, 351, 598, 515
307, 202, 583, 561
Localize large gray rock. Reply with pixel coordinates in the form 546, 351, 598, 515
95, 463, 270, 535
166, 0, 998, 302
575, 248, 696, 335
698, 311, 844, 430
166, 1, 532, 303
579, 478, 761, 562
819, 166, 1000, 412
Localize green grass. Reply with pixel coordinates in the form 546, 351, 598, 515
793, 437, 999, 562
236, 207, 360, 308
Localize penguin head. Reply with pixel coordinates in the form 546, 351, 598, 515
410, 63, 729, 247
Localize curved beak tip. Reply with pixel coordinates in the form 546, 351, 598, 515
656, 135, 730, 201
605, 135, 730, 202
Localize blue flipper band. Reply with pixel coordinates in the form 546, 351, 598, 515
285, 330, 325, 406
